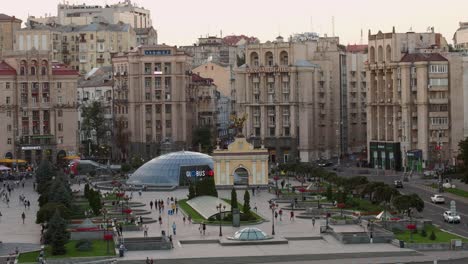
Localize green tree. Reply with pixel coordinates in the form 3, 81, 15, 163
84, 183, 90, 198
36, 203, 71, 223
88, 189, 102, 216
392, 194, 424, 216
458, 137, 468, 183
195, 177, 218, 197
192, 127, 213, 154
45, 210, 70, 255
36, 160, 56, 195
114, 116, 131, 162
188, 184, 196, 200
243, 190, 251, 217
231, 188, 238, 209
81, 101, 107, 147
429, 230, 437, 240
48, 178, 72, 209
326, 185, 333, 201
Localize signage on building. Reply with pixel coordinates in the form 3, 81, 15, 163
179, 165, 213, 186
21, 146, 41, 150
246, 66, 289, 73
144, 50, 171, 56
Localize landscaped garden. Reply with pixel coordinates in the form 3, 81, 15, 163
394, 225, 468, 243
427, 183, 468, 198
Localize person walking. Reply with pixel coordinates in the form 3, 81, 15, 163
278, 209, 283, 221
149, 201, 153, 210
158, 216, 162, 227
202, 222, 206, 235
290, 211, 295, 221
312, 218, 315, 227
172, 222, 177, 235
21, 212, 25, 224
146, 257, 150, 264
199, 223, 203, 234
183, 216, 186, 224
143, 225, 148, 237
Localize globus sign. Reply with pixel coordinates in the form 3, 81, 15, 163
185, 169, 214, 177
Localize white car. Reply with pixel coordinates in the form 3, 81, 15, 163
430, 194, 445, 204
443, 211, 461, 223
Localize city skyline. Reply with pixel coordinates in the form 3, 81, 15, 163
4, 0, 468, 46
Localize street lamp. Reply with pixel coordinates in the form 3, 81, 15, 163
216, 203, 226, 237
269, 202, 276, 235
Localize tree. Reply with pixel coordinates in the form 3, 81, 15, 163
114, 116, 131, 162
36, 203, 71, 224
192, 127, 213, 154
429, 230, 437, 240
84, 183, 90, 198
326, 185, 333, 201
48, 178, 72, 209
187, 184, 196, 200
243, 190, 251, 217
45, 210, 70, 255
81, 101, 107, 148
231, 188, 238, 209
88, 189, 102, 216
392, 194, 424, 216
458, 138, 468, 184
36, 160, 56, 195
195, 177, 218, 197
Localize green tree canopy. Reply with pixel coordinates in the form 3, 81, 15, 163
231, 188, 238, 209
45, 210, 70, 255
243, 190, 251, 217
192, 127, 213, 154
81, 101, 107, 146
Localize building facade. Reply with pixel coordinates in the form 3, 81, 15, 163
0, 14, 22, 57
191, 74, 219, 139
453, 22, 468, 51
112, 45, 193, 160
193, 62, 232, 97
235, 37, 344, 163
15, 22, 136, 74
77, 66, 114, 153
0, 51, 79, 164
366, 28, 451, 171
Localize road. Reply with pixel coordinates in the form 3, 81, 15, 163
335, 168, 468, 238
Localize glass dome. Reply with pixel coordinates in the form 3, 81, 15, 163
230, 227, 271, 241
127, 151, 214, 187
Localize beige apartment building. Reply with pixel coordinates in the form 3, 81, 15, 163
193, 62, 232, 97
235, 36, 344, 163
0, 51, 79, 164
191, 74, 219, 140
112, 45, 194, 160
366, 28, 452, 171
0, 14, 22, 57
345, 45, 368, 156
15, 23, 136, 74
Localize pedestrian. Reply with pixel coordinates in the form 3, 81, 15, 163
21, 212, 25, 224
175, 205, 179, 215
158, 216, 162, 226
146, 257, 150, 264
252, 187, 255, 196
188, 215, 192, 224
183, 216, 186, 224
199, 223, 202, 234
150, 258, 154, 264
278, 209, 283, 221
202, 222, 206, 235
150, 201, 153, 210
290, 211, 294, 221
172, 221, 177, 235
143, 225, 148, 237
274, 211, 278, 221
312, 218, 315, 227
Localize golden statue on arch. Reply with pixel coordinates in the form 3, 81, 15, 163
230, 113, 248, 137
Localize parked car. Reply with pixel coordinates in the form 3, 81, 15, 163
394, 180, 403, 188
443, 211, 461, 223
423, 170, 437, 178
430, 194, 445, 204
318, 161, 333, 167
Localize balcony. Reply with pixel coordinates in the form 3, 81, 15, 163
252, 77, 260, 83
97, 38, 105, 43
428, 85, 448, 92
96, 58, 105, 64
80, 58, 87, 63
429, 98, 449, 104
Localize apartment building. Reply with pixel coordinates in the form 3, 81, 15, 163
77, 66, 114, 151
112, 45, 193, 160
0, 51, 79, 164
366, 28, 451, 171
191, 74, 219, 141
193, 62, 232, 97
235, 36, 344, 163
346, 45, 368, 156
453, 22, 468, 51
15, 22, 136, 74
0, 14, 22, 56
135, 27, 158, 46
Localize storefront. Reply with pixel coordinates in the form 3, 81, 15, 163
369, 142, 402, 171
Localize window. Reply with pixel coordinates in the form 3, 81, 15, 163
58, 123, 63, 131
6, 82, 10, 89
58, 137, 63, 144
58, 110, 63, 117
165, 120, 172, 128
430, 65, 448, 73
30, 67, 36, 76
429, 78, 449, 86
165, 104, 171, 114
7, 138, 12, 145
6, 96, 10, 104
6, 111, 11, 117
41, 66, 47, 75
269, 127, 275, 136
155, 105, 161, 114
430, 117, 448, 125
145, 92, 151, 100
57, 82, 62, 89
58, 96, 62, 103
7, 125, 11, 132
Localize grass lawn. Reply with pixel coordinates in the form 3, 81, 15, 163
395, 225, 468, 243
428, 183, 468, 198
18, 240, 115, 263
179, 199, 263, 225
346, 198, 383, 213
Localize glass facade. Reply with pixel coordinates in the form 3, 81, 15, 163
127, 151, 214, 186
230, 228, 270, 241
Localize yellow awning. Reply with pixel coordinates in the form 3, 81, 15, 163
63, 155, 80, 160
0, 159, 27, 164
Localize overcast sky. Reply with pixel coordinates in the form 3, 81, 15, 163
5, 0, 468, 46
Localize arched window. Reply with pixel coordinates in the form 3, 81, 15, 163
41, 66, 47, 76
378, 46, 383, 63
386, 45, 392, 62
280, 51, 288, 66
265, 51, 274, 66
250, 52, 259, 66
369, 46, 375, 63
30, 67, 36, 76
20, 66, 26, 76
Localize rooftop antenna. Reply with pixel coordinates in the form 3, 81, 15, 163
332, 16, 335, 37
360, 29, 363, 44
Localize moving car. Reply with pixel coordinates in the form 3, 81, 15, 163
394, 180, 403, 188
443, 211, 461, 223
430, 194, 445, 204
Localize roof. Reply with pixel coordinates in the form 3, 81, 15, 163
0, 14, 22, 23
223, 35, 259, 46
51, 63, 79, 76
400, 53, 448, 63
0, 61, 17, 76
192, 73, 213, 84
78, 66, 113, 87
24, 22, 131, 33
135, 27, 156, 35
347, 44, 368, 53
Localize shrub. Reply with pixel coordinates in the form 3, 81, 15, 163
429, 230, 436, 240
421, 229, 427, 237
75, 239, 93, 252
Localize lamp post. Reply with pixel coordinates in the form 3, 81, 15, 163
270, 202, 276, 235
216, 203, 226, 237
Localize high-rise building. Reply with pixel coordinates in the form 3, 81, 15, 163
234, 36, 344, 163
112, 45, 193, 160
0, 14, 22, 56
366, 28, 451, 171
0, 51, 79, 164
15, 23, 136, 74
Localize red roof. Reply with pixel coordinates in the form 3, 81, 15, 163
192, 73, 213, 84
51, 63, 79, 76
0, 14, 22, 23
346, 44, 367, 53
400, 53, 447, 63
0, 61, 17, 75
223, 35, 258, 46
